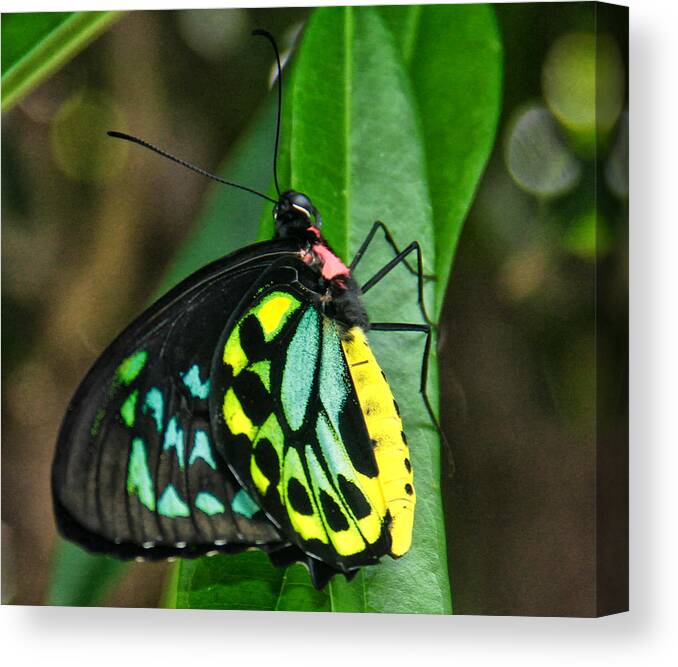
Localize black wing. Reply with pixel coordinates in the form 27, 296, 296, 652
52, 240, 299, 561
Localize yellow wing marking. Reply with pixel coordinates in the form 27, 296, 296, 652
222, 327, 248, 376
253, 292, 300, 340
223, 388, 256, 440
223, 291, 300, 374
355, 471, 387, 540
341, 326, 416, 558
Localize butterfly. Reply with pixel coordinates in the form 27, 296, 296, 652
51, 30, 438, 589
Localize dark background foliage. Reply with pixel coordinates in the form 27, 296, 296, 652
2, 3, 627, 615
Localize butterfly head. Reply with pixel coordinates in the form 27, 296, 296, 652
273, 190, 323, 238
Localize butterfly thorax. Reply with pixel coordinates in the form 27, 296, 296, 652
273, 190, 369, 331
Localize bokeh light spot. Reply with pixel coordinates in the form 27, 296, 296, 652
563, 210, 611, 260
542, 32, 624, 136
50, 90, 128, 183
499, 244, 550, 301
505, 105, 581, 198
178, 9, 249, 61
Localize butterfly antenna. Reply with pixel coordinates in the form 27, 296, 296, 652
107, 131, 277, 204
252, 29, 282, 197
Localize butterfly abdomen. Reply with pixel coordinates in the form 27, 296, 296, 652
341, 326, 415, 558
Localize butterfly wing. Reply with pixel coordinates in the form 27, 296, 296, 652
53, 241, 299, 560
210, 263, 393, 574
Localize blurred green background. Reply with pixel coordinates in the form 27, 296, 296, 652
2, 3, 627, 615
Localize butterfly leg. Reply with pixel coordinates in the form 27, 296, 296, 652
359, 239, 435, 327
369, 322, 454, 473
350, 221, 422, 276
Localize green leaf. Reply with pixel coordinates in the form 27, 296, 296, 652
1, 11, 122, 112
46, 540, 126, 606
177, 5, 455, 614
380, 4, 503, 312
177, 553, 330, 611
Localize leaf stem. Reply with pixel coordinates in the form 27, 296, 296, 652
2, 11, 122, 112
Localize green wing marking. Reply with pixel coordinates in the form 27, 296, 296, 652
127, 437, 155, 511
319, 318, 349, 429
120, 389, 139, 427
188, 430, 217, 469
163, 416, 185, 469
157, 485, 190, 518
142, 388, 164, 432
182, 364, 210, 399
195, 492, 226, 516
116, 350, 148, 385
231, 489, 261, 519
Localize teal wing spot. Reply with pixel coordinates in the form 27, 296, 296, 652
188, 430, 217, 470
127, 438, 155, 510
319, 319, 349, 429
163, 417, 185, 469
195, 492, 225, 516
181, 364, 210, 399
116, 350, 147, 385
142, 387, 164, 432
281, 307, 320, 431
120, 389, 139, 428
157, 484, 190, 518
231, 489, 261, 518
316, 412, 359, 484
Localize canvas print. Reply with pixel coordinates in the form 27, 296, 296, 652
1, 2, 628, 616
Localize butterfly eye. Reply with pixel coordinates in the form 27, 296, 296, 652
291, 203, 322, 228
291, 203, 313, 219
275, 191, 322, 230
291, 193, 322, 227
